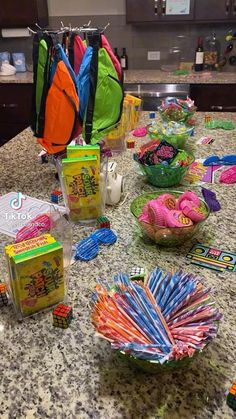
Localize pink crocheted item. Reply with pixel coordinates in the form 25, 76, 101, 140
177, 191, 200, 209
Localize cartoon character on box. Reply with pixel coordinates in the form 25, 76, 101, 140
105, 161, 125, 205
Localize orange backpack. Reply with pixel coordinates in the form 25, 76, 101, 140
38, 46, 80, 154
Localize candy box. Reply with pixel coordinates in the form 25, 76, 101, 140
5, 236, 65, 319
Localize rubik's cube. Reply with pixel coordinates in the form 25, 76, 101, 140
51, 190, 63, 204
205, 115, 212, 124
126, 138, 135, 149
96, 216, 110, 229
129, 267, 147, 282
0, 283, 8, 307
227, 380, 236, 411
52, 304, 73, 328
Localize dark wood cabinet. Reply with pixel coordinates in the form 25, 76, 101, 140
194, 0, 236, 21
0, 84, 33, 146
126, 0, 236, 23
190, 84, 236, 111
0, 0, 48, 28
126, 0, 195, 23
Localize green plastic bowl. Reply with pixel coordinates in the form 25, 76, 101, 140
130, 190, 210, 247
117, 350, 198, 373
137, 152, 194, 188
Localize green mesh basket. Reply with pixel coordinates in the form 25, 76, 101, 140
138, 153, 194, 188
130, 190, 210, 247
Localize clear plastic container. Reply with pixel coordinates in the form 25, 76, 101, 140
56, 154, 108, 225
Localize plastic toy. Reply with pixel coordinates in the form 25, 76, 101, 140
201, 187, 221, 212
156, 193, 176, 210
204, 115, 212, 124
0, 283, 8, 307
133, 127, 147, 137
205, 119, 235, 130
177, 191, 200, 209
186, 243, 236, 272
53, 304, 73, 328
227, 380, 236, 411
180, 201, 206, 222
75, 228, 117, 262
165, 210, 193, 228
106, 161, 125, 206
147, 201, 168, 226
129, 267, 147, 281
96, 216, 110, 229
51, 190, 63, 204
203, 154, 236, 166
126, 138, 135, 149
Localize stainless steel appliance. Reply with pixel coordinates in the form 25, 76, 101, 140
124, 83, 190, 111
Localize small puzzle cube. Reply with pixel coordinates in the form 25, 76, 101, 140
0, 283, 8, 307
227, 381, 236, 411
126, 139, 135, 149
51, 190, 63, 204
96, 216, 110, 229
204, 115, 212, 124
52, 304, 73, 328
129, 267, 147, 282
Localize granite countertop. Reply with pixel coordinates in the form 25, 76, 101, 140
124, 69, 236, 84
1, 70, 236, 85
0, 113, 235, 418
0, 71, 33, 84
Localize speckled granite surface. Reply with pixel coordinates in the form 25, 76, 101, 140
1, 70, 236, 85
0, 113, 235, 419
0, 71, 33, 84
124, 70, 236, 84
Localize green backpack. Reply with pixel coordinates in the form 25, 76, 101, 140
83, 33, 124, 144
31, 33, 53, 138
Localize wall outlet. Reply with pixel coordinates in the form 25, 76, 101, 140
147, 51, 161, 61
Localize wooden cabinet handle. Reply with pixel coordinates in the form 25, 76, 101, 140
0, 103, 18, 108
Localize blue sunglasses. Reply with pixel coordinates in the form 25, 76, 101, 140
203, 154, 236, 166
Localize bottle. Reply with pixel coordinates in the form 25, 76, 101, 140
194, 37, 204, 72
204, 32, 220, 71
121, 48, 128, 70
114, 47, 120, 62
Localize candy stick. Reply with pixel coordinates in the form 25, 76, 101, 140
129, 282, 173, 348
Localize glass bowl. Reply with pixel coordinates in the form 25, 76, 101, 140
130, 190, 210, 246
158, 104, 197, 124
137, 152, 194, 188
148, 123, 194, 149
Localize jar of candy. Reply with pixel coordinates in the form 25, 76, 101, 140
204, 33, 220, 70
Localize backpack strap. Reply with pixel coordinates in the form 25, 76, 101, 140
84, 32, 101, 144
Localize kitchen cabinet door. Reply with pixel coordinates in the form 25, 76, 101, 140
126, 0, 195, 22
194, 0, 232, 21
190, 84, 236, 112
160, 0, 195, 21
0, 0, 48, 28
126, 0, 160, 23
0, 84, 33, 146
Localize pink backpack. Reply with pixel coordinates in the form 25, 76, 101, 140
101, 34, 122, 81
69, 34, 87, 76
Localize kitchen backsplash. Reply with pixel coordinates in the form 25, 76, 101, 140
0, 15, 232, 70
